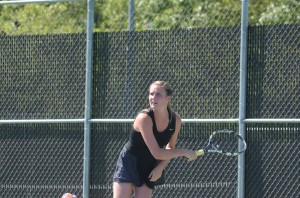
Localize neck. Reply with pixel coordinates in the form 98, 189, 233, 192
152, 107, 169, 120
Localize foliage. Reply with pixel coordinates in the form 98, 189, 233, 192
0, 2, 86, 35
249, 0, 300, 25
0, 0, 299, 35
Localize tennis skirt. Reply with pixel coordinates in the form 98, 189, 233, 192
113, 147, 143, 187
113, 147, 164, 189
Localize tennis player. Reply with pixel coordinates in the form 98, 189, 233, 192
113, 80, 197, 198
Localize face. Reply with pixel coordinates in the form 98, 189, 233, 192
148, 84, 171, 110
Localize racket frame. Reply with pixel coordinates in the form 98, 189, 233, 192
196, 129, 247, 157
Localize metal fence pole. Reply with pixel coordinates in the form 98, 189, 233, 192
129, 0, 135, 31
83, 0, 94, 197
125, 0, 135, 117
238, 0, 249, 198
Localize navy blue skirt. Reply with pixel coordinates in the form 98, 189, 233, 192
113, 148, 143, 187
113, 148, 165, 189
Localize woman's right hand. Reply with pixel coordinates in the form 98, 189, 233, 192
183, 149, 198, 161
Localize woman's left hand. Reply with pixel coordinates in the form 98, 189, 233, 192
148, 166, 163, 182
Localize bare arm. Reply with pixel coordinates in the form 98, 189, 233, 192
155, 113, 182, 170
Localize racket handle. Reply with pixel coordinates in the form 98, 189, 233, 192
196, 149, 205, 156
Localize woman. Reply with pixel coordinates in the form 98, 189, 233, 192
113, 81, 197, 198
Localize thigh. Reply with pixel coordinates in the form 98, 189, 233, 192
134, 184, 153, 198
113, 182, 133, 198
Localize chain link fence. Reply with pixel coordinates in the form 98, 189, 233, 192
0, 1, 87, 197
247, 24, 299, 118
0, 123, 84, 197
0, 0, 299, 198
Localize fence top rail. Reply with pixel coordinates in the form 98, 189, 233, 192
244, 119, 300, 123
0, 0, 80, 5
90, 119, 240, 123
0, 119, 238, 124
0, 119, 85, 124
1, 118, 299, 124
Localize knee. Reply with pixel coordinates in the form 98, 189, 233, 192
113, 182, 133, 198
134, 184, 153, 198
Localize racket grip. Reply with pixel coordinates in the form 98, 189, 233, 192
196, 149, 205, 156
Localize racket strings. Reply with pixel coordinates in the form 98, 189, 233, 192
197, 130, 247, 156
211, 132, 242, 154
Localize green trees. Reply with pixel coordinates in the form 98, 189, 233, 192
249, 0, 300, 25
0, 0, 299, 35
0, 2, 87, 35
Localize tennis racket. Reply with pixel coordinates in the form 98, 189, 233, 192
196, 129, 247, 157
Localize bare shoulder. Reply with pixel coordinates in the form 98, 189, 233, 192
135, 108, 151, 120
134, 110, 152, 131
135, 111, 150, 121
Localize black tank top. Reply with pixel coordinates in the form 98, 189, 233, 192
125, 108, 176, 154
124, 108, 176, 186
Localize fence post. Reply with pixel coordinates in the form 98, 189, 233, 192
129, 0, 135, 31
125, 0, 135, 117
238, 0, 248, 198
83, 0, 94, 197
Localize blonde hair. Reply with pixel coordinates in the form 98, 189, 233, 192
149, 80, 173, 111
